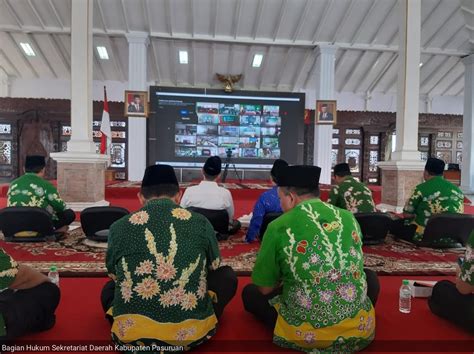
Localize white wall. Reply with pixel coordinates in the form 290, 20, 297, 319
4, 77, 465, 115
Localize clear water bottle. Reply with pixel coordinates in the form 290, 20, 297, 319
399, 279, 411, 313
48, 265, 59, 287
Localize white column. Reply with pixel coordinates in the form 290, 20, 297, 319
313, 44, 337, 185
66, 0, 96, 153
126, 33, 149, 181
461, 55, 474, 196
391, 0, 421, 161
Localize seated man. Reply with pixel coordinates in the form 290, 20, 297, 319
0, 249, 60, 340
242, 165, 378, 352
429, 230, 474, 333
181, 156, 239, 234
102, 164, 237, 351
327, 163, 376, 213
245, 159, 288, 243
390, 157, 464, 246
7, 156, 75, 233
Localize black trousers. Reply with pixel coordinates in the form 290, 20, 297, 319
242, 269, 380, 330
0, 282, 60, 340
428, 280, 474, 333
101, 265, 238, 320
389, 219, 417, 242
53, 209, 76, 230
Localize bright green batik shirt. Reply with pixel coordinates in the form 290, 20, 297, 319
460, 232, 474, 286
403, 176, 464, 242
106, 198, 221, 352
7, 173, 66, 221
327, 177, 376, 213
252, 199, 375, 353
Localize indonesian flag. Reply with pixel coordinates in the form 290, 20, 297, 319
100, 86, 112, 157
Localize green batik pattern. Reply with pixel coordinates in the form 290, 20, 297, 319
267, 201, 372, 329
460, 232, 474, 285
0, 249, 18, 290
328, 177, 376, 213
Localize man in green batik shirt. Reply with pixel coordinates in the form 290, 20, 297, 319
328, 163, 376, 213
102, 164, 237, 352
429, 231, 474, 333
242, 165, 379, 353
390, 157, 464, 246
7, 155, 75, 232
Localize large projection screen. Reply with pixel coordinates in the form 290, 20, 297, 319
148, 87, 305, 168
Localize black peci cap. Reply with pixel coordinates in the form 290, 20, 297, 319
425, 157, 445, 175
25, 155, 46, 170
277, 165, 321, 189
141, 164, 179, 188
203, 156, 222, 176
270, 159, 288, 182
334, 163, 351, 176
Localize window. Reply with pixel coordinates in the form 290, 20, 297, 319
370, 135, 379, 145
369, 151, 378, 172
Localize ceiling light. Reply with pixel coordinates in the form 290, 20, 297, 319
96, 46, 109, 60
179, 50, 188, 64
419, 62, 423, 67
20, 42, 35, 57
252, 54, 264, 68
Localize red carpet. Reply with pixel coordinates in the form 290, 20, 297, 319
13, 276, 474, 354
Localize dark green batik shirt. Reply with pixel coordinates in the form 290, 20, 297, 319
327, 176, 376, 213
7, 173, 67, 221
460, 231, 474, 286
106, 198, 221, 350
0, 249, 18, 290
252, 198, 375, 353
403, 176, 464, 241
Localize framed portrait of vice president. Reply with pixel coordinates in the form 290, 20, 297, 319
315, 100, 337, 125
124, 90, 148, 117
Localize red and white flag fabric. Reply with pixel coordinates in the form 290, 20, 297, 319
100, 86, 112, 159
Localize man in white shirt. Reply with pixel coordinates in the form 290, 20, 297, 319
181, 156, 239, 234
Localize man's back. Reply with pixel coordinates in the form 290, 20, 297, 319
328, 176, 375, 213
7, 173, 65, 220
181, 181, 234, 219
253, 199, 374, 352
106, 198, 221, 347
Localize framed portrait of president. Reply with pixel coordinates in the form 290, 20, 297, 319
315, 100, 337, 125
124, 90, 148, 117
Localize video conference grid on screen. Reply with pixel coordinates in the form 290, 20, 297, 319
175, 103, 281, 159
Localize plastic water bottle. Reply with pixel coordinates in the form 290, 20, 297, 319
399, 279, 411, 313
48, 265, 59, 287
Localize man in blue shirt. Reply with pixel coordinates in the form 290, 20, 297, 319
245, 159, 288, 242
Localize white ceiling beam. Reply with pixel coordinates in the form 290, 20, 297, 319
441, 71, 464, 96
273, 0, 288, 41
212, 0, 219, 38
208, 43, 216, 87
28, 33, 57, 78
423, 6, 459, 48
335, 49, 348, 72
420, 57, 458, 88
441, 24, 465, 50
427, 59, 461, 95
303, 52, 320, 90
312, 0, 333, 43
252, 0, 265, 40
383, 71, 398, 94
332, 0, 355, 43
150, 39, 162, 84
366, 53, 397, 93
276, 47, 292, 88
5, 32, 38, 77
48, 0, 64, 29
47, 34, 70, 75
350, 0, 377, 44
292, 0, 312, 42
369, 0, 397, 44
454, 86, 464, 97
143, 0, 152, 34
233, 0, 242, 39
96, 0, 108, 33
339, 51, 365, 92
190, 41, 196, 86
93, 50, 106, 81
241, 45, 253, 88
353, 51, 383, 93
292, 49, 314, 91
27, 0, 46, 29
258, 46, 271, 90
165, 0, 173, 36
107, 36, 125, 82
119, 0, 130, 33
3, 0, 22, 28
189, 0, 195, 37
0, 49, 21, 77
169, 40, 177, 85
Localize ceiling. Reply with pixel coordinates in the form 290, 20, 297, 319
0, 0, 473, 97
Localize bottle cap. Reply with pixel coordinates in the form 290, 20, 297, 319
402, 279, 409, 285
50, 265, 57, 272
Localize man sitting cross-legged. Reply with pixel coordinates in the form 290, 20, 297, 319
242, 165, 379, 353
7, 155, 75, 234
0, 249, 60, 340
181, 156, 240, 235
327, 163, 376, 213
245, 159, 288, 243
101, 164, 238, 351
390, 157, 464, 247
